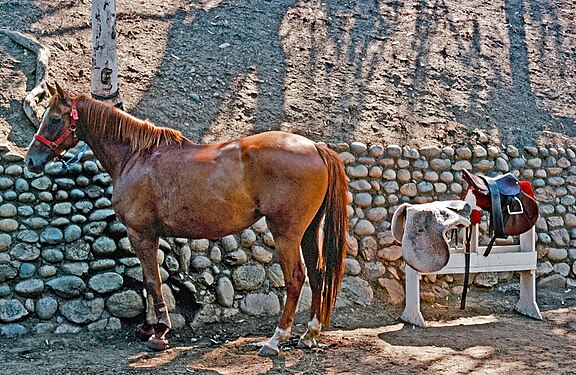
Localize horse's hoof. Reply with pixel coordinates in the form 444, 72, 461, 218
258, 344, 280, 357
135, 324, 155, 342
148, 337, 169, 351
297, 338, 317, 349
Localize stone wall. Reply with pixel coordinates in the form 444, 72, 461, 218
0, 141, 575, 336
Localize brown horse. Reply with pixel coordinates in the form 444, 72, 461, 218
25, 83, 349, 356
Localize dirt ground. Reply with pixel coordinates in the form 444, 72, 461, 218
1, 0, 576, 374
1, 288, 576, 374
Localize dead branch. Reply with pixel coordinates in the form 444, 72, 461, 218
0, 28, 50, 127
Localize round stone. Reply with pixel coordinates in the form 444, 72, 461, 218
37, 265, 57, 278
240, 229, 257, 248
64, 225, 82, 242
191, 255, 212, 270
88, 209, 115, 221
378, 245, 403, 262
0, 265, 17, 283
31, 176, 52, 190
344, 258, 361, 276
366, 207, 387, 222
89, 272, 123, 294
381, 181, 399, 193
349, 181, 372, 194
0, 219, 18, 232
353, 220, 375, 236
14, 179, 28, 193
164, 255, 179, 273
399, 183, 417, 197
189, 239, 210, 252
216, 277, 234, 307
94, 197, 112, 208
547, 248, 568, 262
347, 165, 369, 178
232, 263, 266, 291
60, 298, 105, 324
350, 142, 368, 155
0, 178, 14, 190
452, 160, 472, 171
16, 230, 39, 244
46, 276, 86, 298
18, 263, 36, 279
239, 292, 280, 316
4, 165, 22, 176
92, 236, 117, 255
107, 290, 144, 318
0, 204, 17, 217
70, 189, 86, 200
61, 262, 89, 277
40, 227, 64, 244
90, 259, 116, 271
336, 277, 373, 307
0, 299, 29, 323
268, 263, 285, 288
252, 246, 273, 264
35, 296, 58, 320
10, 243, 40, 261
0, 234, 12, 252
38, 191, 54, 202
221, 235, 238, 252
0, 284, 10, 297
354, 193, 372, 207
210, 246, 222, 264
15, 279, 44, 298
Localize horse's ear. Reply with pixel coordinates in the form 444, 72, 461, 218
391, 203, 410, 243
46, 82, 57, 97
54, 82, 71, 105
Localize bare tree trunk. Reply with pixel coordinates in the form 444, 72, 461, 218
91, 0, 123, 108
0, 29, 50, 127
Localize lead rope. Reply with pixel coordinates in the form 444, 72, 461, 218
59, 143, 89, 172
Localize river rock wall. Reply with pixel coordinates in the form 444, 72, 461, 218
0, 141, 575, 336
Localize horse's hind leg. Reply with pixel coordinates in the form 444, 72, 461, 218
128, 229, 172, 350
258, 232, 305, 357
298, 216, 324, 348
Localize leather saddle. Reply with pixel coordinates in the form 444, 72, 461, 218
462, 169, 539, 255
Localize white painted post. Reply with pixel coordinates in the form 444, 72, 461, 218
91, 0, 123, 108
516, 228, 542, 320
401, 266, 426, 327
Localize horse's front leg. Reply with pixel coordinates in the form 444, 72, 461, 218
134, 275, 158, 342
129, 229, 172, 350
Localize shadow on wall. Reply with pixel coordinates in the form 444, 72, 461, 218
131, 0, 294, 144
2, 0, 575, 148
125, 0, 574, 146
449, 0, 576, 145
0, 0, 45, 147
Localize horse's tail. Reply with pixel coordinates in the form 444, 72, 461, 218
312, 144, 349, 328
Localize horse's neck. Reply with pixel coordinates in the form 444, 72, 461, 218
76, 99, 133, 180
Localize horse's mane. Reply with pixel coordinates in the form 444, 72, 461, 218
76, 94, 184, 151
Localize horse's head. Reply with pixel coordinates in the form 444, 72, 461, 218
25, 82, 79, 173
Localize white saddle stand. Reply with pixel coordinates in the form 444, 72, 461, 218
402, 224, 542, 327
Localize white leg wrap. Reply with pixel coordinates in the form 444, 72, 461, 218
258, 327, 291, 356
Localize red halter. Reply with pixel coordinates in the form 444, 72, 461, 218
34, 98, 80, 157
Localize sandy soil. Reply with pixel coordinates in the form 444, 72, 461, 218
1, 288, 576, 374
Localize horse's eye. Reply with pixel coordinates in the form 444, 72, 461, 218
48, 116, 63, 129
